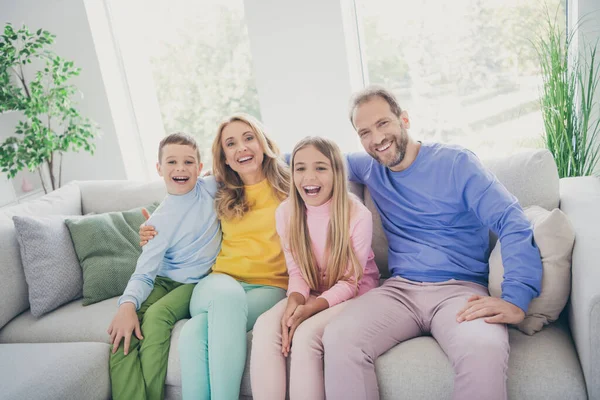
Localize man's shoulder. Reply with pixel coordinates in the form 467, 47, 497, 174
423, 142, 469, 159
346, 151, 374, 164
421, 142, 477, 172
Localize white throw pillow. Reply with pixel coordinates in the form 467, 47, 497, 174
488, 206, 575, 335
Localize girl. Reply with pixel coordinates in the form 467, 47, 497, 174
140, 114, 290, 400
250, 136, 380, 400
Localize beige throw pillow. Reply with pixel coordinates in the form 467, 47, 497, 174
488, 206, 575, 335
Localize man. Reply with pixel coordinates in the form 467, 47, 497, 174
322, 86, 542, 400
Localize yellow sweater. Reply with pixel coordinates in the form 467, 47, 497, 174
212, 179, 288, 289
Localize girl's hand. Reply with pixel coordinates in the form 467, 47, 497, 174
139, 208, 157, 247
281, 293, 305, 357
283, 297, 329, 356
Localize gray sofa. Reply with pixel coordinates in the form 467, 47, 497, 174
0, 149, 598, 400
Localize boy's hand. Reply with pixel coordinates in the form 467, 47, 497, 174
281, 293, 305, 357
139, 208, 157, 247
107, 302, 143, 355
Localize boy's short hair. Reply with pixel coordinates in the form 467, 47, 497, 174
158, 132, 201, 163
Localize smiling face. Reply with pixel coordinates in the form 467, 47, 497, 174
220, 120, 265, 185
157, 144, 202, 195
353, 96, 409, 171
292, 145, 334, 207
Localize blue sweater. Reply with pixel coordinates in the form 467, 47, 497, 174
119, 177, 222, 309
346, 143, 542, 312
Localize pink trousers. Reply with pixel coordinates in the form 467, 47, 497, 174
250, 296, 349, 400
322, 277, 509, 400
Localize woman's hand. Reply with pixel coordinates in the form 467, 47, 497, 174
139, 208, 157, 247
281, 292, 305, 357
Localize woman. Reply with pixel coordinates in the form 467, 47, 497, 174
140, 114, 290, 399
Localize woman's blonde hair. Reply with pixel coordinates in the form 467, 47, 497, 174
212, 113, 290, 220
287, 136, 363, 291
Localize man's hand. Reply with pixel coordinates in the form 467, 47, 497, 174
107, 302, 143, 355
139, 208, 156, 247
456, 295, 525, 324
281, 293, 305, 357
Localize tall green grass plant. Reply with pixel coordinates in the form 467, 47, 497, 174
534, 10, 600, 177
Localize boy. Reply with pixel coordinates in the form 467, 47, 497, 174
107, 132, 221, 400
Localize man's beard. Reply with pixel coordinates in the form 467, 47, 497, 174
370, 131, 408, 169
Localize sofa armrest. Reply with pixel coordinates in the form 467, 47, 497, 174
560, 176, 600, 399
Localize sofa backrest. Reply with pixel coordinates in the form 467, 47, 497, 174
77, 180, 167, 215
361, 149, 560, 277
0, 183, 82, 329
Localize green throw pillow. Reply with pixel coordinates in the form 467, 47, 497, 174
65, 204, 158, 306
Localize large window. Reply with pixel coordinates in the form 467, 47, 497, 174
355, 0, 566, 159
109, 0, 260, 165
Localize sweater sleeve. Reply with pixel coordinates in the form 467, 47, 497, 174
345, 152, 373, 184
452, 150, 542, 312
118, 200, 178, 309
318, 201, 374, 307
275, 203, 311, 301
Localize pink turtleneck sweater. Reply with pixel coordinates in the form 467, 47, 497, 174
275, 196, 380, 308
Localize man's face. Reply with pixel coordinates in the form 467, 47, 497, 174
353, 96, 408, 170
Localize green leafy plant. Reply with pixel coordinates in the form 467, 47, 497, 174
0, 23, 98, 193
534, 10, 600, 178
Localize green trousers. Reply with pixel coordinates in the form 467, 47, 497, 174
110, 276, 195, 400
179, 273, 286, 400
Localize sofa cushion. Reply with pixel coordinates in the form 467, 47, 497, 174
2, 299, 587, 400
77, 180, 167, 215
375, 320, 585, 400
164, 320, 586, 399
66, 204, 157, 306
484, 149, 559, 211
0, 182, 82, 329
489, 206, 575, 335
0, 342, 110, 400
0, 297, 118, 344
12, 215, 84, 317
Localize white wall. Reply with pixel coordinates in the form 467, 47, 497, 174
570, 0, 600, 174
243, 0, 364, 153
0, 0, 128, 205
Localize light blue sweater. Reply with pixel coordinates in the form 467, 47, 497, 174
119, 177, 221, 309
346, 143, 542, 312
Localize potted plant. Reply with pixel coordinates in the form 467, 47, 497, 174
0, 23, 98, 194
534, 9, 600, 178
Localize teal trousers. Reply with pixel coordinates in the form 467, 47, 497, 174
179, 273, 286, 400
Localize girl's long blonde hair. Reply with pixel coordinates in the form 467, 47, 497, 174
288, 136, 363, 291
212, 113, 290, 220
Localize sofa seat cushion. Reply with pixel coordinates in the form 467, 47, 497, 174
0, 342, 110, 400
375, 320, 586, 400
161, 319, 586, 399
0, 297, 118, 344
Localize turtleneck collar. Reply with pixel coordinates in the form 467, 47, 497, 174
305, 197, 332, 215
